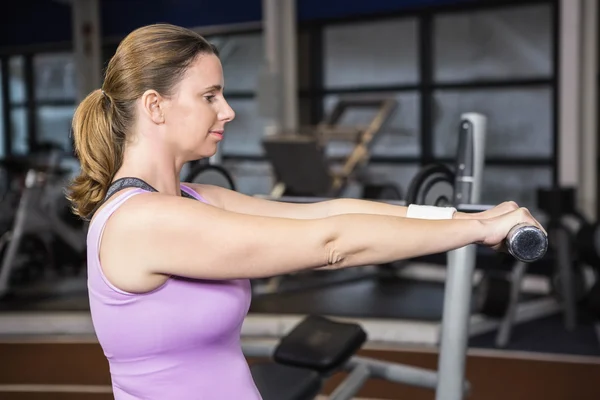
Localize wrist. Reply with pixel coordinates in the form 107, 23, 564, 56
452, 212, 470, 220
471, 219, 487, 243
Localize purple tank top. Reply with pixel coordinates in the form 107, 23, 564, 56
86, 184, 260, 399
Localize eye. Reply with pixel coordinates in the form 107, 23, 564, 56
204, 95, 216, 103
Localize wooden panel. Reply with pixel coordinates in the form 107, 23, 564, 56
1, 340, 600, 400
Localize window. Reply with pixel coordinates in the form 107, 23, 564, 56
9, 56, 26, 105
323, 92, 421, 158
36, 105, 76, 151
480, 166, 552, 210
10, 108, 28, 155
221, 99, 269, 156
432, 86, 553, 159
34, 52, 77, 101
9, 57, 28, 154
434, 4, 552, 82
323, 18, 419, 89
208, 33, 263, 93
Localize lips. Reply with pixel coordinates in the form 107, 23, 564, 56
209, 130, 224, 139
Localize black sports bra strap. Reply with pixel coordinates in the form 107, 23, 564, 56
86, 177, 196, 220
104, 177, 197, 202
104, 177, 157, 200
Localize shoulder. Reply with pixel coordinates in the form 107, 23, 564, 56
90, 187, 149, 227
181, 182, 226, 208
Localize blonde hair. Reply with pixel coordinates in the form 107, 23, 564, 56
67, 24, 218, 219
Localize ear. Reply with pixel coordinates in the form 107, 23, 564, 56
141, 89, 165, 124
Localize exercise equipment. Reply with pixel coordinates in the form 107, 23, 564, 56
536, 187, 600, 344
262, 97, 402, 200
251, 111, 548, 400
183, 145, 237, 191
244, 315, 468, 400
184, 160, 237, 191
472, 187, 599, 347
402, 115, 579, 348
0, 150, 86, 299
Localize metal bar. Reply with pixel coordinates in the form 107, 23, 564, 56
346, 355, 451, 391
0, 170, 37, 296
496, 261, 528, 347
329, 364, 371, 400
435, 245, 477, 400
436, 112, 487, 399
554, 227, 577, 330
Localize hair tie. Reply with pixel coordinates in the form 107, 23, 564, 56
101, 89, 111, 106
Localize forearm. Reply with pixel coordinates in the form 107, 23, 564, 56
325, 198, 472, 220
325, 214, 485, 268
325, 198, 408, 218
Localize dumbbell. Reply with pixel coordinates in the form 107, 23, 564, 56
406, 164, 548, 264
505, 223, 548, 264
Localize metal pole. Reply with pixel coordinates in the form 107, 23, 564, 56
71, 0, 102, 101
435, 113, 487, 400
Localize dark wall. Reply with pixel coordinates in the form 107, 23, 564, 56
0, 0, 477, 48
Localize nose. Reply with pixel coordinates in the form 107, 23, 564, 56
219, 100, 235, 123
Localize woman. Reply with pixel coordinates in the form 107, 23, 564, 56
68, 23, 543, 400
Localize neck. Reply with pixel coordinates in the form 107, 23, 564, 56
114, 140, 184, 196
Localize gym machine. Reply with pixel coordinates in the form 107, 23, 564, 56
255, 99, 406, 295
402, 122, 587, 349
262, 97, 403, 200
246, 113, 548, 400
0, 149, 87, 299
183, 159, 237, 191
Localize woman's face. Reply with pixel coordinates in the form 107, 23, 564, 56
163, 53, 235, 162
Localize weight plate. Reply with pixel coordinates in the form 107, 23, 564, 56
405, 163, 455, 207
185, 165, 237, 191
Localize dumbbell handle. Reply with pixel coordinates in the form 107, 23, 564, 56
505, 223, 548, 263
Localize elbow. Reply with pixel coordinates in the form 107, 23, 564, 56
313, 214, 365, 270
319, 217, 346, 269
324, 239, 346, 268
322, 227, 363, 270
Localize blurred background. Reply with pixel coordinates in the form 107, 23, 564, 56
1, 0, 600, 399
0, 0, 573, 211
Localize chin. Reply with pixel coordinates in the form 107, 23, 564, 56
193, 147, 218, 160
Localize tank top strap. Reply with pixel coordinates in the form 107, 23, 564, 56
88, 188, 149, 244
180, 183, 210, 204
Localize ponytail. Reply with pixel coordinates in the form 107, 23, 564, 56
67, 89, 125, 219
67, 24, 221, 219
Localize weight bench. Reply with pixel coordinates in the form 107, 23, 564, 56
247, 315, 465, 400
250, 315, 366, 400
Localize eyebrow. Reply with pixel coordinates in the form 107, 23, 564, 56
204, 84, 223, 91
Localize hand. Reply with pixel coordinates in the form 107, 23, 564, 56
453, 201, 519, 220
479, 207, 547, 252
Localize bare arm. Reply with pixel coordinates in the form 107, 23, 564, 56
186, 183, 474, 220
102, 192, 486, 282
